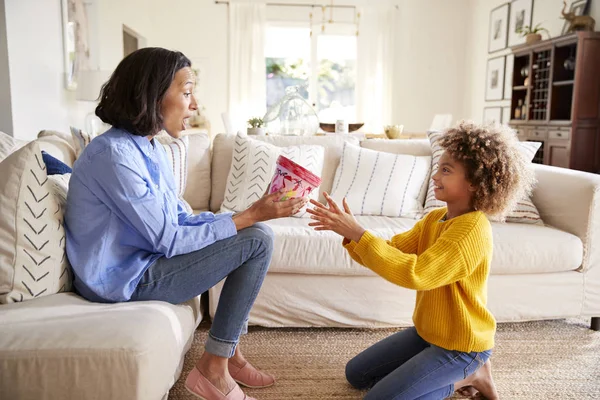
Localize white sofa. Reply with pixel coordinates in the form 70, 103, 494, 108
1, 130, 599, 400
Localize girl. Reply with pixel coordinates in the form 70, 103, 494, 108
307, 121, 535, 399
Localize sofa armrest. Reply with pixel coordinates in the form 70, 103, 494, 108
531, 164, 600, 272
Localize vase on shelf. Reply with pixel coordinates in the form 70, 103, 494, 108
263, 86, 319, 136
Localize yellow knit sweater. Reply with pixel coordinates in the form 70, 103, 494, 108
344, 207, 496, 352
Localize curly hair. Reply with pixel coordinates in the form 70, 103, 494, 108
438, 121, 536, 220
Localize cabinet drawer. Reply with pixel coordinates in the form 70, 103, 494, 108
549, 129, 570, 140
530, 129, 548, 139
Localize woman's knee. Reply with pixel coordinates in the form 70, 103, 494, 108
345, 356, 370, 390
239, 223, 274, 253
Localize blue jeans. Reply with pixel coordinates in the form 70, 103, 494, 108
130, 223, 274, 359
345, 327, 492, 400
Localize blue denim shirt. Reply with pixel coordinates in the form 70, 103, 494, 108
65, 128, 236, 302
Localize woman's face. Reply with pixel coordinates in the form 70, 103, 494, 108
160, 67, 198, 138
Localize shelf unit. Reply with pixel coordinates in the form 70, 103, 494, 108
508, 32, 600, 173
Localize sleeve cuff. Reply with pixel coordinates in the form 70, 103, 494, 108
213, 215, 237, 241
354, 230, 376, 258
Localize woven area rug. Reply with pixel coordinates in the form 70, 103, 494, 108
168, 318, 600, 399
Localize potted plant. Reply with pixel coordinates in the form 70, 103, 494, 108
247, 117, 266, 136
517, 23, 550, 45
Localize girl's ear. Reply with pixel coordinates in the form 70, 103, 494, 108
468, 183, 477, 192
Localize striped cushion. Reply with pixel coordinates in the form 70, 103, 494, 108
330, 142, 431, 217
424, 130, 543, 224
156, 135, 193, 214
69, 126, 97, 158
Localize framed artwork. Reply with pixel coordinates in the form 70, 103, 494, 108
483, 107, 503, 124
60, 0, 91, 91
508, 0, 534, 47
489, 3, 510, 53
485, 56, 506, 101
502, 106, 512, 124
504, 54, 514, 100
562, 0, 589, 35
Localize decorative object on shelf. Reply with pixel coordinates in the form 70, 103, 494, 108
383, 125, 405, 139
489, 3, 510, 53
263, 86, 319, 136
247, 117, 266, 136
335, 119, 348, 134
504, 54, 514, 100
517, 22, 550, 44
508, 0, 534, 47
485, 56, 506, 101
515, 99, 523, 119
561, 0, 595, 34
483, 107, 503, 124
319, 122, 364, 133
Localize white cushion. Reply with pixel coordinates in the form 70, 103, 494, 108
155, 134, 193, 213
69, 126, 97, 158
425, 130, 544, 224
0, 131, 28, 162
264, 216, 582, 276
181, 132, 212, 211
264, 216, 419, 276
0, 142, 72, 303
211, 134, 358, 212
330, 142, 431, 217
0, 292, 197, 400
220, 133, 325, 217
360, 138, 432, 157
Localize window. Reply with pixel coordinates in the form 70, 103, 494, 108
265, 24, 357, 123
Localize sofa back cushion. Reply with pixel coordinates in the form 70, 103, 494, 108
211, 134, 358, 212
181, 132, 212, 211
360, 138, 432, 157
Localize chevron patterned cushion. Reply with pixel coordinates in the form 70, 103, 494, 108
424, 130, 544, 224
0, 141, 72, 304
221, 133, 325, 218
330, 142, 431, 217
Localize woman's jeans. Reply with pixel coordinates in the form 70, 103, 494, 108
130, 223, 274, 358
345, 327, 492, 400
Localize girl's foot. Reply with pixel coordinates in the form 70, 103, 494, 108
455, 360, 499, 400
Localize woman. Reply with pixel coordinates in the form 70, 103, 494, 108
65, 47, 305, 400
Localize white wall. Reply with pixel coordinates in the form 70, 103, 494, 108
392, 0, 472, 132
0, 0, 13, 135
465, 0, 600, 123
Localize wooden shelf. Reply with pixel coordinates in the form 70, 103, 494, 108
553, 80, 575, 86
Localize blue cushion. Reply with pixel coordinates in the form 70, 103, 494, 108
41, 151, 72, 175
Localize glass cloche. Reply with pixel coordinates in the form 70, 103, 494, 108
263, 86, 319, 136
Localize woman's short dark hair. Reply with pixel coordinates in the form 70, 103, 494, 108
95, 47, 191, 136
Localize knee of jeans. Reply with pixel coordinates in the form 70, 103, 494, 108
252, 222, 274, 239
345, 358, 369, 390
245, 223, 274, 253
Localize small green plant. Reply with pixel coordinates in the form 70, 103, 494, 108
517, 23, 550, 37
247, 117, 264, 128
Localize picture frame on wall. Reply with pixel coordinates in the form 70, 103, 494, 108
489, 3, 510, 53
504, 54, 514, 100
483, 107, 503, 124
508, 0, 534, 47
502, 106, 512, 124
485, 56, 506, 101
60, 0, 91, 91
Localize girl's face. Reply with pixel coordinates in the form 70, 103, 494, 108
160, 67, 197, 138
431, 151, 475, 207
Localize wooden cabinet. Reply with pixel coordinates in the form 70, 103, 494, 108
508, 32, 600, 173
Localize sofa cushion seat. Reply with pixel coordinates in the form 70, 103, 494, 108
264, 216, 583, 276
0, 292, 198, 400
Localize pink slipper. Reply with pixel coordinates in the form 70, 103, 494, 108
228, 360, 275, 389
185, 367, 257, 400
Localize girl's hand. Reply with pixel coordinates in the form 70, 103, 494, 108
307, 192, 365, 243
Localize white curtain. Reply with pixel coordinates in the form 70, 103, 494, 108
228, 1, 267, 134
356, 5, 397, 133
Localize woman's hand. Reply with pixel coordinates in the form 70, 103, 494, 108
232, 190, 307, 230
307, 192, 365, 243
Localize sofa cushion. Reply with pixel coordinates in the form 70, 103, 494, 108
330, 142, 430, 217
220, 133, 324, 217
37, 134, 77, 167
0, 142, 72, 304
41, 151, 72, 175
211, 134, 358, 212
360, 138, 432, 156
180, 131, 212, 211
264, 216, 582, 276
0, 292, 198, 400
0, 131, 28, 162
